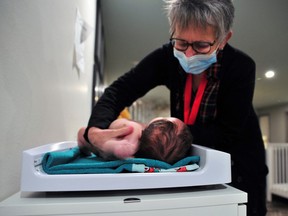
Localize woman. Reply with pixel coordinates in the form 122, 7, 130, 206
81, 0, 268, 215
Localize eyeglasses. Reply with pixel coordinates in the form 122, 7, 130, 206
170, 38, 216, 54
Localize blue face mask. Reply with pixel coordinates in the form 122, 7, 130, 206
173, 48, 217, 75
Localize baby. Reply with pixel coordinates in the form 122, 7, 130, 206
78, 117, 193, 164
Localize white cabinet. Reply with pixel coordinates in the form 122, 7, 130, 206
0, 184, 247, 216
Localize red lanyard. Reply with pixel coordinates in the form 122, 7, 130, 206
184, 74, 208, 125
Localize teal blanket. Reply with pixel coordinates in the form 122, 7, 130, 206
42, 147, 200, 174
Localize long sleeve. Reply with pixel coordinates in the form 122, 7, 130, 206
86, 43, 177, 130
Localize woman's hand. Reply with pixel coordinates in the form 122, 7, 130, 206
77, 127, 91, 155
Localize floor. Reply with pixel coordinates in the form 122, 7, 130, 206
266, 196, 288, 216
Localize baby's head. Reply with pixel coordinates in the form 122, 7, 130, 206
135, 117, 193, 164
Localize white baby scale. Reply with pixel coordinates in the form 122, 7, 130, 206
21, 141, 231, 192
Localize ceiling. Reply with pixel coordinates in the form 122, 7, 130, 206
100, 0, 288, 109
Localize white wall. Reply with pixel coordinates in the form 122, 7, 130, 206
0, 0, 96, 201
257, 104, 288, 143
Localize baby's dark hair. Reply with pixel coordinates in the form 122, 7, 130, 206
135, 119, 193, 164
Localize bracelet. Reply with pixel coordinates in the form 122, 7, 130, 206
83, 127, 91, 144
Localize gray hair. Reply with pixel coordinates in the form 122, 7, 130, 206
164, 0, 235, 41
